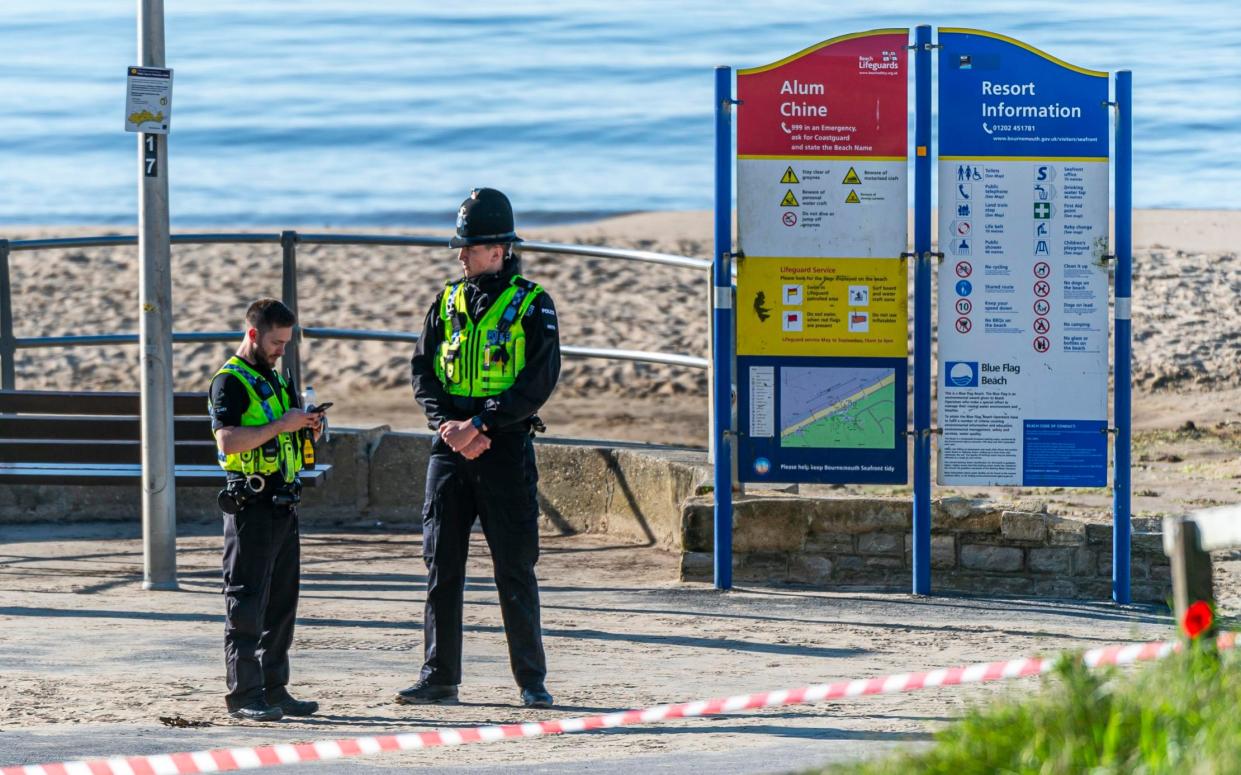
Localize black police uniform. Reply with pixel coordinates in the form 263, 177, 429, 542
409, 264, 561, 692
208, 359, 305, 713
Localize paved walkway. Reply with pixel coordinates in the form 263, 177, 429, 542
0, 522, 1174, 772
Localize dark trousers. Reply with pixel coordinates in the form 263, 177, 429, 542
420, 433, 546, 689
222, 496, 300, 710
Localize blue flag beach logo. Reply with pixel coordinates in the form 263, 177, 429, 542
945, 361, 979, 387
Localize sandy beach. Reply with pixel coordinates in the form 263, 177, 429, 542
2, 209, 1238, 447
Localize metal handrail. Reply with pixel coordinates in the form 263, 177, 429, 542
0, 232, 713, 392
11, 327, 710, 370
6, 232, 713, 272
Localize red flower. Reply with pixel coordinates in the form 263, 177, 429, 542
1183, 600, 1214, 639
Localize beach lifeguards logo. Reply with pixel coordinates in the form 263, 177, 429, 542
858, 50, 900, 75
753, 457, 771, 476
944, 361, 979, 388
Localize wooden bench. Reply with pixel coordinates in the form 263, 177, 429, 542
0, 390, 330, 487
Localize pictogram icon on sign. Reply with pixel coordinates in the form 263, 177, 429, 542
782, 211, 797, 227
955, 279, 973, 297
781, 190, 799, 207
781, 166, 800, 184
1033, 317, 1050, 334
845, 189, 861, 204
955, 298, 972, 315
955, 261, 972, 278
1033, 280, 1051, 297
842, 167, 861, 185
1033, 298, 1050, 316
1033, 335, 1050, 353
1033, 261, 1051, 278
951, 220, 972, 237
1034, 202, 1054, 219
955, 317, 972, 334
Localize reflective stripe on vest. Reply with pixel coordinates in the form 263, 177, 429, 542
208, 356, 304, 483
433, 276, 542, 398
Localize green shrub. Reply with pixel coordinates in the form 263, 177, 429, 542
820, 638, 1239, 775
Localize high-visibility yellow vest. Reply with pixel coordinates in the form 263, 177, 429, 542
208, 356, 304, 483
434, 275, 542, 397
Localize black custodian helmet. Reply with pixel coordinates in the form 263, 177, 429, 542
450, 187, 522, 248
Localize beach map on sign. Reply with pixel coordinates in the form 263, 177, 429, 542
780, 367, 896, 449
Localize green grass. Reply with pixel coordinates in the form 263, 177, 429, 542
815, 637, 1240, 775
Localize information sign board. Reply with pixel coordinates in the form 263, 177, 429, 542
936, 29, 1109, 486
735, 30, 909, 484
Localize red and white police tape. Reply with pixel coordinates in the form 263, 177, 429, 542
5, 632, 1234, 775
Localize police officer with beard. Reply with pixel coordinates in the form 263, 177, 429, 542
399, 188, 561, 709
209, 298, 322, 722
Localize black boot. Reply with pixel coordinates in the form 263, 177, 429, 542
395, 678, 459, 705
228, 701, 284, 722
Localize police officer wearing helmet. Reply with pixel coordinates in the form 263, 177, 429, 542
401, 188, 561, 709
208, 298, 322, 722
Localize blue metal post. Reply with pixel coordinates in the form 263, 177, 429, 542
712, 66, 734, 590
912, 25, 933, 595
1113, 70, 1133, 604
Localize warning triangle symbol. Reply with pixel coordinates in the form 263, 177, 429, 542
781, 189, 799, 207
845, 189, 861, 204
780, 166, 799, 184
842, 166, 862, 185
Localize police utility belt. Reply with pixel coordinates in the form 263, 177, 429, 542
219, 473, 302, 515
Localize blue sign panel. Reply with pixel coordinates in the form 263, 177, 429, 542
737, 356, 907, 485
936, 29, 1110, 488
939, 29, 1108, 158
1022, 420, 1108, 487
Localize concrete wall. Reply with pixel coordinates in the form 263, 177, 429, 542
0, 429, 1178, 603
0, 429, 709, 548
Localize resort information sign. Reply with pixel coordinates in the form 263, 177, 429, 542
936, 29, 1110, 487
735, 29, 909, 485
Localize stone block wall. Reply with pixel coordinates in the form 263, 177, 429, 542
0, 430, 1178, 604
679, 494, 1173, 603
0, 430, 708, 549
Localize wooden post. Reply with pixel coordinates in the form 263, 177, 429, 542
1164, 515, 1215, 640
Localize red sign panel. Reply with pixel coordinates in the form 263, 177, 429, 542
737, 30, 908, 158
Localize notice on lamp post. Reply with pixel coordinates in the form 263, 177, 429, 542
125, 66, 173, 134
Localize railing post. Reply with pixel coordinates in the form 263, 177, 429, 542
280, 230, 302, 388
0, 240, 15, 390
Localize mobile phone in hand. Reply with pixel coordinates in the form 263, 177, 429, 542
311, 402, 333, 413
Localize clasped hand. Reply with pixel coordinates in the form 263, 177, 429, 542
439, 419, 491, 460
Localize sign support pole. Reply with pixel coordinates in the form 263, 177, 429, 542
138, 0, 178, 591
1112, 70, 1133, 604
713, 66, 734, 591
912, 25, 933, 595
